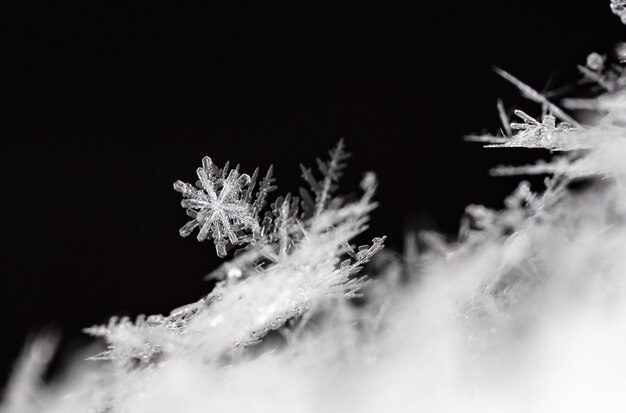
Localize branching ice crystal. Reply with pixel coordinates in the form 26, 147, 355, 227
174, 140, 357, 264
173, 157, 275, 257
471, 110, 580, 150
509, 110, 575, 146
80, 144, 384, 369
493, 67, 582, 128
300, 138, 350, 217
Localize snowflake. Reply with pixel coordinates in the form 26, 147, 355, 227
174, 157, 266, 257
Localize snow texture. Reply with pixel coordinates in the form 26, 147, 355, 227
4, 3, 626, 413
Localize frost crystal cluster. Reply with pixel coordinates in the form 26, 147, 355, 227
4, 3, 626, 413
79, 139, 384, 369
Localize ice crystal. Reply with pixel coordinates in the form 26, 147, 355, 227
9, 4, 626, 413
462, 178, 567, 242
80, 191, 382, 368
80, 143, 384, 370
173, 157, 275, 257
486, 61, 626, 179
469, 110, 582, 150
467, 69, 596, 151
496, 98, 512, 137
83, 315, 170, 364
494, 67, 581, 128
299, 138, 350, 217
508, 110, 576, 147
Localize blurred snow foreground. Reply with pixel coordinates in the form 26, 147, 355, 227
5, 8, 626, 413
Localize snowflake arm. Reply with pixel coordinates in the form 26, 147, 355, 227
299, 139, 350, 217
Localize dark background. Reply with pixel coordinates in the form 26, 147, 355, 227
3, 1, 624, 386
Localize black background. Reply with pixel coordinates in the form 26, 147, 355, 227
3, 1, 624, 386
